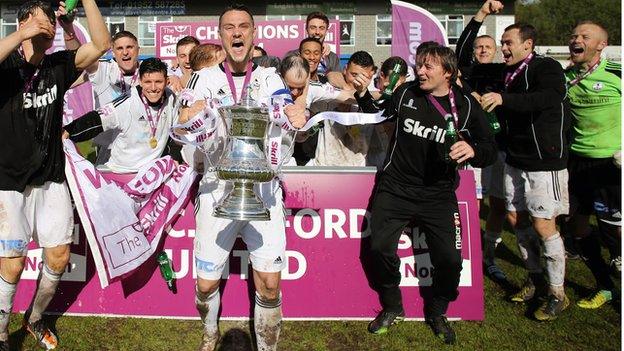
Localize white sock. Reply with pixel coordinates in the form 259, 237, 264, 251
0, 275, 17, 341
29, 264, 63, 324
195, 288, 220, 335
542, 233, 566, 298
254, 292, 282, 351
483, 230, 502, 264
516, 227, 542, 274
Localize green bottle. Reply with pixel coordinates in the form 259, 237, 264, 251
64, 0, 79, 12
380, 63, 402, 100
60, 0, 79, 23
485, 111, 501, 134
444, 114, 458, 164
157, 251, 174, 290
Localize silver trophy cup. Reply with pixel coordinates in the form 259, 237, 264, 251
213, 96, 275, 221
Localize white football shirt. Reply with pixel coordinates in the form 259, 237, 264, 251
97, 86, 178, 173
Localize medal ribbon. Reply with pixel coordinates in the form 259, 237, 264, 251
118, 68, 139, 94
19, 46, 40, 93
141, 92, 167, 142
223, 61, 253, 104
568, 60, 601, 87
504, 52, 534, 90
426, 88, 459, 127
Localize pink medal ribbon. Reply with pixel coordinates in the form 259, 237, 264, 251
223, 61, 253, 104
568, 60, 601, 87
426, 88, 459, 128
504, 52, 534, 90
118, 69, 139, 94
19, 47, 40, 93
141, 93, 166, 148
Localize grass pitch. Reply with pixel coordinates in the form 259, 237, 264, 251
7, 225, 621, 350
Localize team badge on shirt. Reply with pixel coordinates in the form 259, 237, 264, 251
592, 82, 604, 91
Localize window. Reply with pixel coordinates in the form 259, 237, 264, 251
138, 16, 172, 47
265, 15, 302, 21
106, 16, 125, 36
0, 18, 17, 38
376, 15, 392, 46
331, 15, 354, 46
436, 15, 464, 45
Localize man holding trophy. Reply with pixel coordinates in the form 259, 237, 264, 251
177, 5, 306, 351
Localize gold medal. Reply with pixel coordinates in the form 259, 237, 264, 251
149, 137, 157, 149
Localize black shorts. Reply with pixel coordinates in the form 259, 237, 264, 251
569, 154, 621, 225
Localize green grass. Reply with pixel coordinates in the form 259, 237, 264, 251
7, 230, 621, 350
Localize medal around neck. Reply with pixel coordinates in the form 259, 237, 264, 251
214, 87, 275, 221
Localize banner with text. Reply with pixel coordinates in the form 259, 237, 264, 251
156, 20, 340, 60
13, 169, 483, 320
391, 0, 449, 66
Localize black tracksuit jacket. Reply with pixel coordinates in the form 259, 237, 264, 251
356, 82, 497, 192
457, 18, 571, 172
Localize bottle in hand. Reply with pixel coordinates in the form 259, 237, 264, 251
380, 63, 402, 100
60, 0, 79, 23
485, 111, 501, 133
444, 114, 458, 164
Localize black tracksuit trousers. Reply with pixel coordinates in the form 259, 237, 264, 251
366, 178, 463, 317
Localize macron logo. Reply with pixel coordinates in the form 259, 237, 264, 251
403, 118, 446, 143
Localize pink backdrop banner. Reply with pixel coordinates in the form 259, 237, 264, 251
155, 20, 340, 60
391, 0, 449, 66
13, 169, 483, 320
46, 22, 94, 125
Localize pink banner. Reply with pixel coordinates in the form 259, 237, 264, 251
391, 0, 449, 66
63, 141, 198, 287
47, 22, 94, 125
156, 20, 340, 60
13, 169, 483, 320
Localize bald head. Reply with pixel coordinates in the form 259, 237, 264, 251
569, 21, 608, 66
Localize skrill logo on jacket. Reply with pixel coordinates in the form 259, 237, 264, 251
403, 118, 446, 143
23, 85, 58, 109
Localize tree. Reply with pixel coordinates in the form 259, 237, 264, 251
516, 0, 621, 45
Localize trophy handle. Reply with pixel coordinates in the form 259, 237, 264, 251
265, 124, 297, 174
200, 102, 229, 172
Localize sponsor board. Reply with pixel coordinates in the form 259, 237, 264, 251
156, 20, 340, 60
13, 170, 483, 320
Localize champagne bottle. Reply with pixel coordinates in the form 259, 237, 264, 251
60, 0, 79, 23
380, 63, 402, 100
485, 111, 501, 134
444, 114, 458, 164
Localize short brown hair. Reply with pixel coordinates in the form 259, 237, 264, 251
504, 23, 537, 49
189, 43, 223, 71
219, 4, 254, 28
112, 31, 138, 44
417, 46, 459, 83
474, 35, 496, 46
18, 1, 55, 26
306, 11, 329, 27
176, 36, 200, 51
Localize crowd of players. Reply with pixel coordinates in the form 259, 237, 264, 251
0, 0, 620, 349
